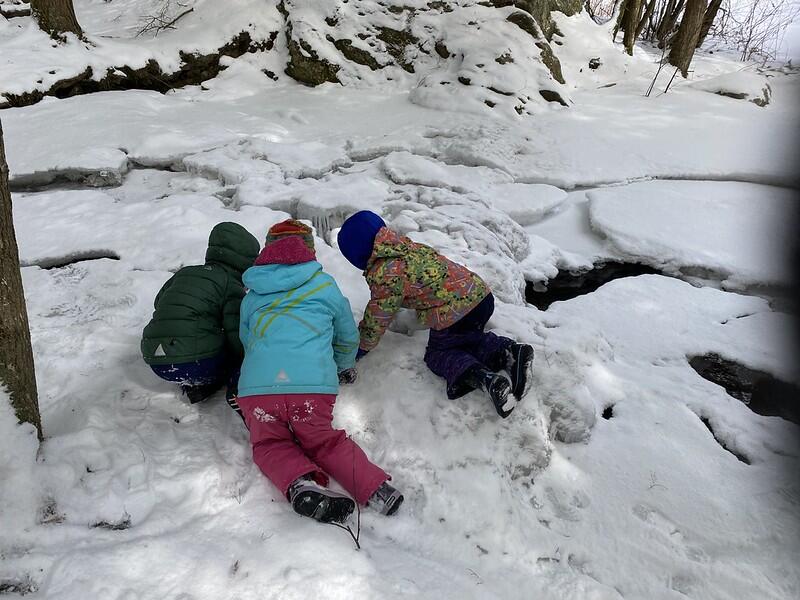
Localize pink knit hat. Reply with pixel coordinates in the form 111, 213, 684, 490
254, 220, 316, 265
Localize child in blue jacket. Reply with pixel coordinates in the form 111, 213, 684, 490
237, 220, 403, 524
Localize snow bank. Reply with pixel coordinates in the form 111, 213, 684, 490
587, 180, 797, 289
689, 70, 772, 106
553, 12, 655, 91
0, 387, 41, 534
0, 0, 282, 102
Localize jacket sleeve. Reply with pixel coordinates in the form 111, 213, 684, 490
238, 293, 252, 355
222, 280, 246, 361
358, 261, 406, 352
328, 282, 360, 372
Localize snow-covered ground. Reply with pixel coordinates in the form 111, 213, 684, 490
2, 7, 799, 600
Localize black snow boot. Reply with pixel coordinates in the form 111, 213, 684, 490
505, 343, 534, 401
288, 477, 355, 524
464, 367, 515, 418
181, 382, 220, 404
369, 481, 404, 516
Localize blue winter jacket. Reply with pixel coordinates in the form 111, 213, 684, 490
238, 261, 359, 397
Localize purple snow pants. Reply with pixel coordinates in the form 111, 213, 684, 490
423, 293, 513, 399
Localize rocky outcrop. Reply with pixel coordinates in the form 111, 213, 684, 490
280, 0, 576, 117
1, 31, 277, 108
3, 0, 579, 117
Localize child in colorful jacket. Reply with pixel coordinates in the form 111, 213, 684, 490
337, 211, 534, 418
141, 222, 259, 411
237, 219, 403, 524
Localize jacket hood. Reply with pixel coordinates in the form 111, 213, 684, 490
243, 261, 323, 295
205, 222, 260, 274
366, 227, 411, 266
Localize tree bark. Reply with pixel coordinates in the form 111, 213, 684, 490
695, 0, 722, 48
621, 0, 643, 55
656, 0, 684, 47
635, 0, 658, 40
667, 0, 707, 76
30, 0, 83, 39
0, 118, 42, 442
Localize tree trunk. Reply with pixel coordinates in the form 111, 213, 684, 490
621, 0, 643, 55
636, 0, 658, 40
0, 118, 42, 442
667, 0, 707, 76
656, 0, 684, 47
695, 0, 722, 48
30, 0, 83, 39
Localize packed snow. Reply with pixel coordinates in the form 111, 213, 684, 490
1, 4, 799, 600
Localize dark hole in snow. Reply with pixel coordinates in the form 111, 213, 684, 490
698, 415, 751, 464
24, 251, 121, 270
0, 576, 37, 596
91, 513, 132, 531
689, 354, 800, 425
525, 262, 664, 310
602, 405, 614, 420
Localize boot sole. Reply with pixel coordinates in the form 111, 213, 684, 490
511, 345, 534, 401
383, 493, 404, 516
490, 377, 515, 419
293, 491, 355, 524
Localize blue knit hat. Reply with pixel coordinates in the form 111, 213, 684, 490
337, 210, 386, 270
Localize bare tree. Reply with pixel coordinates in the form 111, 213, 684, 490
695, 0, 722, 47
0, 119, 42, 441
621, 0, 644, 54
30, 0, 83, 39
667, 0, 708, 76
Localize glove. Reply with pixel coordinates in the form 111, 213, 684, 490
338, 368, 358, 384
355, 348, 369, 362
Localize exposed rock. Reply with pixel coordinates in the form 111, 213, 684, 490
539, 89, 568, 105
2, 31, 272, 108
536, 41, 565, 84
5, 0, 578, 118
588, 57, 601, 70
376, 26, 419, 73
285, 21, 341, 85
434, 40, 451, 59
331, 38, 382, 71
482, 0, 583, 40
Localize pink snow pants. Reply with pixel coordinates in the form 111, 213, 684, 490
237, 393, 389, 505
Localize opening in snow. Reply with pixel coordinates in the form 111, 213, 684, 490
689, 354, 800, 426
525, 261, 664, 310
0, 576, 37, 596
698, 415, 751, 465
23, 251, 121, 270
90, 513, 132, 531
602, 405, 614, 420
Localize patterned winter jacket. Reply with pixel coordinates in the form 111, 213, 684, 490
359, 227, 489, 352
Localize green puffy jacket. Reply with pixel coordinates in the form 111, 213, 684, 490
141, 222, 260, 366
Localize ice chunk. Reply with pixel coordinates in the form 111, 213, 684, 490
588, 181, 796, 289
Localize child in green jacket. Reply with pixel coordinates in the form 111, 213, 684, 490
141, 222, 259, 407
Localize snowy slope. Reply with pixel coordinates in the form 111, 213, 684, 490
2, 7, 799, 600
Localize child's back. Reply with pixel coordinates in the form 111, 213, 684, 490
141, 222, 259, 404
238, 254, 358, 397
